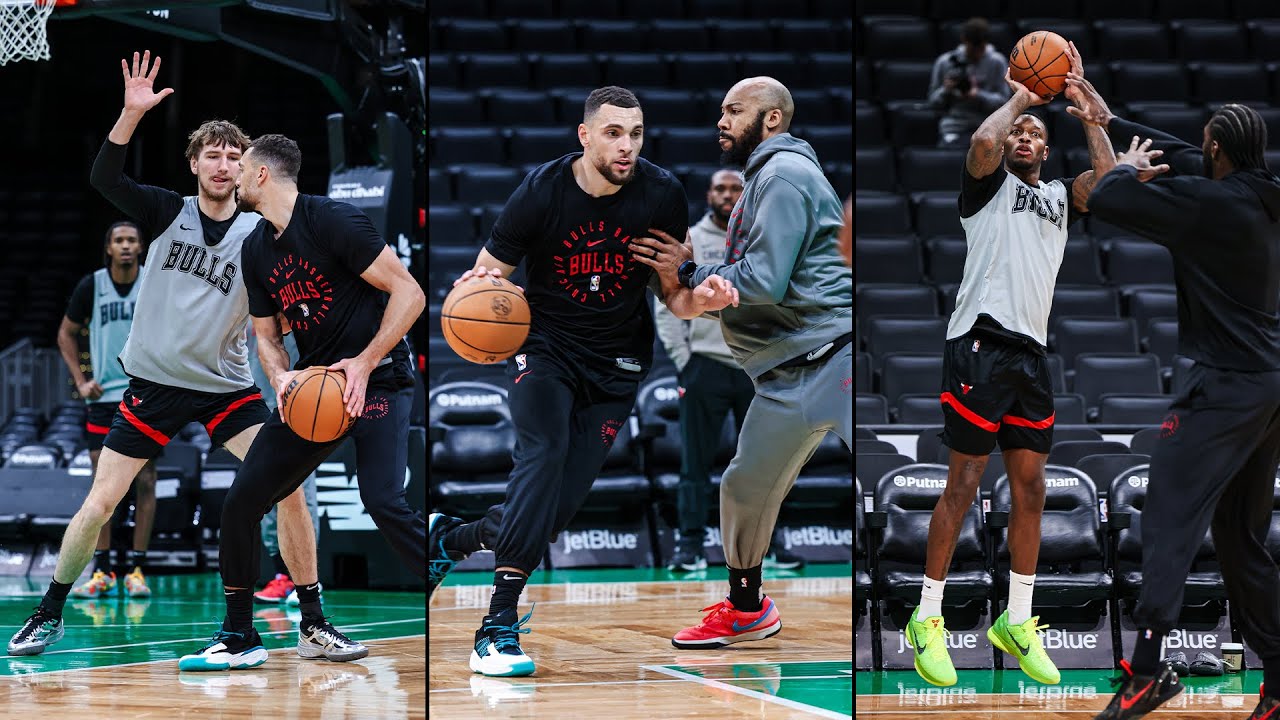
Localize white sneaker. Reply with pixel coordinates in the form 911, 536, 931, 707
297, 619, 368, 662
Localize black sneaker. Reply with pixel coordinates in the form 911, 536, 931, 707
1094, 659, 1183, 719
764, 545, 806, 570
6, 606, 64, 656
667, 540, 707, 572
428, 513, 466, 600
1248, 689, 1280, 719
1164, 651, 1189, 676
178, 626, 268, 671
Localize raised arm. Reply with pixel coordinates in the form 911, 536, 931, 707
107, 50, 174, 147
966, 70, 1050, 179
1066, 68, 1202, 178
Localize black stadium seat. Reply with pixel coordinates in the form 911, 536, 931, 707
1047, 440, 1131, 469
855, 237, 921, 285
856, 352, 872, 393
430, 89, 485, 124
1110, 62, 1187, 103
581, 20, 649, 52
857, 394, 889, 424
510, 19, 576, 52
1107, 240, 1175, 287
1054, 393, 1088, 424
1128, 289, 1177, 332
484, 90, 556, 126
855, 148, 895, 192
455, 166, 522, 205
880, 353, 943, 411
857, 453, 915, 488
1056, 238, 1105, 285
439, 19, 508, 52
435, 127, 506, 166
1129, 107, 1207, 147
1129, 427, 1162, 456
1247, 20, 1280, 62
857, 284, 938, 327
861, 17, 936, 60
671, 53, 736, 91
1073, 354, 1164, 411
1076, 454, 1151, 499
872, 60, 933, 102
866, 316, 948, 366
896, 394, 944, 425
649, 20, 710, 51
603, 53, 669, 89
1097, 395, 1173, 425
463, 53, 529, 89
914, 194, 964, 238
1174, 21, 1248, 61
1096, 20, 1171, 60
898, 148, 964, 194
855, 193, 912, 235
1146, 320, 1179, 369
1050, 286, 1119, 325
924, 237, 966, 284
429, 206, 476, 245
1053, 317, 1139, 369
1195, 62, 1271, 105
800, 126, 852, 165
534, 54, 600, 89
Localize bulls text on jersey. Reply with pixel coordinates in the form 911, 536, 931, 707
160, 239, 238, 295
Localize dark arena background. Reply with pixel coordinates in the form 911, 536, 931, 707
854, 0, 1280, 718
0, 1, 427, 716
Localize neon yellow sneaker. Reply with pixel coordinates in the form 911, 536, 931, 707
907, 606, 957, 687
988, 610, 1060, 684
70, 570, 116, 599
123, 567, 151, 598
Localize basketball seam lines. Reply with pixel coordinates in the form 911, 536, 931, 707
289, 373, 322, 442
311, 371, 328, 441
1032, 49, 1069, 95
439, 315, 530, 326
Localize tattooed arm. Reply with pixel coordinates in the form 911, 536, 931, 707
966, 69, 1050, 179
1072, 122, 1116, 213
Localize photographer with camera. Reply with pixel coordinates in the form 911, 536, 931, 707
927, 17, 1011, 147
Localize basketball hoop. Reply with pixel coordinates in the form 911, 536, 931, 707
0, 0, 55, 65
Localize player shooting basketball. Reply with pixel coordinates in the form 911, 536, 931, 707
426, 86, 739, 678
1066, 66, 1280, 720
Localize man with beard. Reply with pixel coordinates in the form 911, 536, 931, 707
1066, 74, 1280, 720
627, 76, 851, 651
904, 43, 1114, 688
8, 52, 321, 664
425, 86, 740, 677
179, 132, 425, 671
56, 221, 157, 600
654, 168, 805, 572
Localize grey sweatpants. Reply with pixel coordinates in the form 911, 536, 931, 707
720, 343, 853, 569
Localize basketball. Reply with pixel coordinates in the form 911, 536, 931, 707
1009, 31, 1071, 98
281, 366, 353, 443
441, 274, 531, 364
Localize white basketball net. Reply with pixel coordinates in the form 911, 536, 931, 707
0, 0, 54, 66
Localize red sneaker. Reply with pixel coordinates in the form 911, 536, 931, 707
253, 574, 294, 604
671, 596, 782, 649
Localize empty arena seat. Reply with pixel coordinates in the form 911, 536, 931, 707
434, 127, 506, 166
780, 20, 839, 52
491, 0, 555, 17
798, 126, 851, 164
671, 53, 736, 90
428, 169, 450, 205
1129, 107, 1207, 147
484, 90, 556, 126
560, 0, 621, 17
509, 127, 578, 166
1048, 440, 1132, 469
991, 465, 1112, 605
1056, 238, 1105, 285
1096, 20, 1171, 60
854, 193, 912, 235
581, 20, 649, 52
430, 382, 518, 514
896, 394, 944, 425
533, 54, 601, 89
856, 352, 872, 393
1194, 62, 1270, 105
1174, 21, 1248, 61
1107, 240, 1175, 287
1109, 466, 1224, 602
1171, 355, 1197, 395
1073, 354, 1164, 411
1053, 317, 1139, 369
430, 89, 484, 125
710, 19, 774, 51
603, 53, 669, 89
914, 193, 964, 238
636, 89, 702, 126
648, 19, 710, 51
1247, 20, 1280, 61
856, 453, 916, 490
655, 128, 719, 167
872, 463, 992, 602
857, 284, 938, 327
462, 53, 529, 89
430, 54, 458, 87
5, 443, 61, 469
872, 60, 932, 102
897, 148, 964, 193
1015, 18, 1093, 55
1076, 453, 1151, 497
880, 353, 943, 412
1110, 62, 1187, 102
792, 88, 835, 124
856, 478, 871, 605
855, 148, 896, 192
1054, 393, 1088, 424
510, 19, 576, 52
923, 237, 965, 284
856, 439, 897, 455
854, 237, 921, 285
866, 316, 947, 366
938, 18, 1013, 54
886, 104, 941, 147
1097, 395, 1173, 425
438, 19, 509, 52
856, 394, 889, 424
1128, 289, 1177, 331
1051, 287, 1119, 327
455, 166, 522, 205
1084, 0, 1156, 19
861, 17, 935, 60
1145, 319, 1179, 369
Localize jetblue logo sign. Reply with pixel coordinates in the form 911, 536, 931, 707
563, 529, 638, 554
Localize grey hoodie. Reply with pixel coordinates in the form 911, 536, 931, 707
691, 134, 852, 378
654, 212, 740, 372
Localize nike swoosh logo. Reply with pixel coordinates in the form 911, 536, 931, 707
181, 224, 196, 231
1259, 703, 1280, 720
731, 600, 773, 633
1120, 679, 1155, 710
501, 574, 523, 581
285, 270, 297, 279
514, 371, 531, 383
586, 239, 606, 247
1011, 633, 1030, 656
908, 623, 927, 653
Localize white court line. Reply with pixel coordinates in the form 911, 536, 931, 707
642, 663, 852, 720
429, 675, 852, 693
856, 710, 1255, 715
31, 616, 423, 655
0, 633, 424, 677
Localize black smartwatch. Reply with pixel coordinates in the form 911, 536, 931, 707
677, 260, 698, 289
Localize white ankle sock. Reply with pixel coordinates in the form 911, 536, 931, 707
918, 575, 945, 619
1007, 571, 1036, 625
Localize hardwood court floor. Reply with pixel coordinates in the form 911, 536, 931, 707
429, 565, 854, 719
0, 574, 425, 718
857, 668, 1267, 718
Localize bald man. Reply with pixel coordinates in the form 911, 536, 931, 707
632, 77, 852, 649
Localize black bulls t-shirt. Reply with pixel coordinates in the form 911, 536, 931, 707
485, 153, 688, 374
242, 194, 409, 379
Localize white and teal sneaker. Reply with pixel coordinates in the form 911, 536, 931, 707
470, 605, 536, 677
178, 627, 268, 671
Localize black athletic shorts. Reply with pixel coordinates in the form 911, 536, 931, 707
103, 377, 270, 460
85, 402, 117, 452
939, 329, 1055, 456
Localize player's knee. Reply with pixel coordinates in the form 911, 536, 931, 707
81, 493, 118, 525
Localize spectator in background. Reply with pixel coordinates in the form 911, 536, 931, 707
56, 220, 156, 600
246, 318, 321, 609
928, 18, 1012, 147
654, 169, 806, 573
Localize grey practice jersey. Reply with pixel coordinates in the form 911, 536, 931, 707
119, 197, 260, 393
946, 164, 1083, 347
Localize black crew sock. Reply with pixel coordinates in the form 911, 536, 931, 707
223, 588, 254, 633
444, 521, 484, 555
727, 565, 763, 612
127, 550, 146, 572
40, 580, 73, 616
295, 582, 323, 627
270, 552, 288, 577
1131, 627, 1165, 676
93, 549, 111, 574
487, 571, 526, 618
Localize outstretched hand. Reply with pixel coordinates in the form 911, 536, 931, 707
1114, 136, 1170, 181
1062, 40, 1086, 105
691, 274, 739, 313
121, 50, 174, 115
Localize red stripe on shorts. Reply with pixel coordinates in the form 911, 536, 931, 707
85, 422, 111, 435
1003, 412, 1055, 429
940, 392, 1000, 433
205, 393, 262, 436
118, 401, 170, 446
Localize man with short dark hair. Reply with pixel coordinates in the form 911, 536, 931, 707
1068, 73, 1280, 720
176, 132, 426, 671
928, 17, 1013, 147
426, 85, 739, 677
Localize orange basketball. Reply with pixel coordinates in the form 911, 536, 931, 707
1009, 31, 1071, 98
281, 367, 353, 443
441, 274, 531, 364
